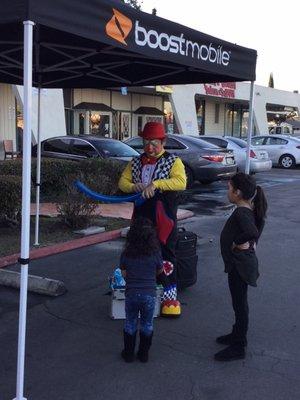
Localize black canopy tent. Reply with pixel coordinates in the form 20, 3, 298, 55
0, 1, 257, 398
1, 0, 256, 88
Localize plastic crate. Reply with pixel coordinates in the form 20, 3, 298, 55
110, 286, 164, 320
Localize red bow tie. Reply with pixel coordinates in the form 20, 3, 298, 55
141, 154, 157, 165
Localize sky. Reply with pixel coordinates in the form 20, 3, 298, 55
141, 0, 300, 92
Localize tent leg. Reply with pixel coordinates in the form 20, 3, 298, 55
245, 81, 255, 174
34, 87, 41, 246
13, 20, 35, 400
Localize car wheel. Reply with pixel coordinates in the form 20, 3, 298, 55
184, 165, 194, 189
279, 154, 295, 169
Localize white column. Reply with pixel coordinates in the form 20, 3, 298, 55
14, 20, 35, 400
34, 87, 41, 246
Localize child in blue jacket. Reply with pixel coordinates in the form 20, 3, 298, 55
120, 217, 163, 363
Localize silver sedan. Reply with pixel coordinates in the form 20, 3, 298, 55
251, 135, 300, 169
201, 136, 272, 173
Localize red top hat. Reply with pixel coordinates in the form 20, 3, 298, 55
139, 122, 166, 140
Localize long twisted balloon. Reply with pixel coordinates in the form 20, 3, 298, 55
74, 180, 145, 206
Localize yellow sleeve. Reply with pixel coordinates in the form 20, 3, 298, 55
118, 162, 135, 193
152, 157, 186, 192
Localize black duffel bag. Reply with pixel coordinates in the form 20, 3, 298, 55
176, 227, 198, 289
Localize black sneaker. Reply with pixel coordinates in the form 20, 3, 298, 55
216, 333, 235, 345
214, 344, 246, 362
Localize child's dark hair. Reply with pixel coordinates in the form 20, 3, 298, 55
230, 172, 268, 230
123, 217, 160, 258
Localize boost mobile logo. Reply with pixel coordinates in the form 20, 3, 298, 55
105, 8, 133, 45
135, 21, 231, 66
105, 10, 230, 66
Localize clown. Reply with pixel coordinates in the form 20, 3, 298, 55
119, 122, 187, 316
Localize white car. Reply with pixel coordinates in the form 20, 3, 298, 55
251, 135, 300, 169
201, 136, 272, 173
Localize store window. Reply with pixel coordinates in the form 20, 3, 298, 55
164, 100, 174, 134
194, 95, 205, 135
241, 111, 249, 137
73, 111, 111, 136
90, 112, 110, 137
136, 115, 163, 136
226, 104, 250, 137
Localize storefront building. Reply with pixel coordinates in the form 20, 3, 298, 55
170, 82, 300, 137
1, 82, 300, 160
64, 87, 166, 140
0, 84, 65, 159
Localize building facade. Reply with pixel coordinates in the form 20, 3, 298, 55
1, 82, 300, 160
64, 87, 166, 140
171, 82, 300, 137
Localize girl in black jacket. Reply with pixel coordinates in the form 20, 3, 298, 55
215, 172, 268, 362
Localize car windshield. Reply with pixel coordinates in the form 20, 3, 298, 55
93, 140, 139, 157
226, 137, 247, 148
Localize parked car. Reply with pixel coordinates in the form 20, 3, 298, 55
32, 135, 139, 162
251, 135, 300, 169
200, 135, 272, 173
124, 134, 237, 187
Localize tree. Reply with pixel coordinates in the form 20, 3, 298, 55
121, 0, 143, 10
268, 73, 274, 88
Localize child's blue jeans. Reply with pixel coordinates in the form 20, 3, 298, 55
124, 292, 156, 336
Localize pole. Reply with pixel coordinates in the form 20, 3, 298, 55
14, 20, 34, 400
245, 81, 255, 174
34, 87, 41, 245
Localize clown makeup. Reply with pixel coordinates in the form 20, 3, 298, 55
143, 139, 163, 156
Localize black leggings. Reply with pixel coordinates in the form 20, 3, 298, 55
228, 267, 249, 346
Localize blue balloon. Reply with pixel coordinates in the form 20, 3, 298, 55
74, 180, 145, 206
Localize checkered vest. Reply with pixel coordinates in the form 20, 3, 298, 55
131, 152, 178, 184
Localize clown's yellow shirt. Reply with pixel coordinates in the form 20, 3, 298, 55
118, 154, 187, 193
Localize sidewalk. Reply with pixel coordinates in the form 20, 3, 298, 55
0, 203, 193, 269
30, 202, 193, 220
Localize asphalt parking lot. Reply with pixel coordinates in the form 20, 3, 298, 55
1, 168, 300, 400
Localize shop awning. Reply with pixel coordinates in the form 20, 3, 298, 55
73, 102, 115, 112
0, 0, 257, 88
134, 107, 165, 115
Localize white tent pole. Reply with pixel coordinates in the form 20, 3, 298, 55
14, 20, 35, 400
34, 87, 41, 246
245, 81, 255, 174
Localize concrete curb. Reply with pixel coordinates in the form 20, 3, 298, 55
0, 210, 194, 270
0, 269, 67, 296
0, 228, 123, 269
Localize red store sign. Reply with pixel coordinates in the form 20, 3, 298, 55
204, 82, 236, 98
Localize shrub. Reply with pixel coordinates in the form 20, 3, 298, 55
0, 175, 22, 224
0, 157, 127, 228
56, 174, 98, 229
56, 159, 126, 229
76, 158, 126, 195
33, 158, 78, 199
0, 159, 23, 176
